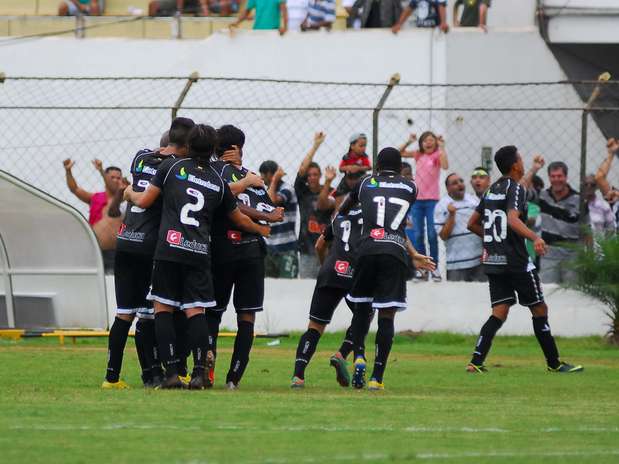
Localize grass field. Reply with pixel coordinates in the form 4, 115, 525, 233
1, 332, 618, 464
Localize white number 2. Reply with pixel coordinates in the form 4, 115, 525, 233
373, 196, 410, 229
180, 187, 204, 227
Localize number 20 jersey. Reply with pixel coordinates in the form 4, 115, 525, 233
349, 173, 417, 265
150, 157, 238, 267
475, 176, 532, 274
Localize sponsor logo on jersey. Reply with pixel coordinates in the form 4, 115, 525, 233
188, 174, 221, 192
378, 181, 414, 193
485, 192, 506, 201
137, 179, 149, 188
368, 178, 379, 188
166, 229, 209, 254
227, 230, 242, 243
247, 187, 267, 196
232, 173, 240, 182
334, 260, 351, 276
167, 229, 182, 245
176, 167, 188, 180
136, 160, 144, 173
141, 166, 157, 175
482, 249, 508, 265
370, 228, 385, 239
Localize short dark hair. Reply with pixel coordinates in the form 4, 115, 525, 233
187, 124, 217, 163
376, 147, 402, 172
259, 160, 278, 175
216, 125, 245, 157
401, 161, 412, 171
307, 161, 321, 173
547, 161, 568, 176
169, 117, 195, 147
105, 166, 121, 174
445, 172, 458, 188
159, 130, 170, 148
494, 145, 519, 175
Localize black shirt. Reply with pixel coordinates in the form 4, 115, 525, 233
150, 157, 238, 266
295, 173, 333, 254
317, 208, 363, 289
348, 172, 417, 265
475, 176, 533, 274
117, 149, 174, 256
210, 160, 275, 263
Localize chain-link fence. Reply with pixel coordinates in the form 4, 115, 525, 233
1, 75, 617, 220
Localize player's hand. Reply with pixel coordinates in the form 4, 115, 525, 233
246, 171, 265, 189
267, 207, 285, 223
314, 132, 326, 147
413, 253, 436, 272
123, 185, 134, 202
221, 145, 242, 165
607, 138, 619, 155
258, 224, 271, 237
120, 177, 131, 190
447, 203, 456, 215
533, 237, 547, 256
92, 158, 103, 172
324, 165, 337, 183
274, 166, 286, 179
63, 158, 74, 171
532, 154, 545, 171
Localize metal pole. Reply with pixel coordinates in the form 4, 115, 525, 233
171, 71, 200, 120
372, 73, 401, 171
0, 233, 15, 328
579, 110, 588, 240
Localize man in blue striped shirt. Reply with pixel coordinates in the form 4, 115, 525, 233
261, 161, 299, 278
301, 0, 336, 30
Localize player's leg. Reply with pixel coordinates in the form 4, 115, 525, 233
339, 297, 373, 361
207, 257, 235, 362
173, 309, 189, 380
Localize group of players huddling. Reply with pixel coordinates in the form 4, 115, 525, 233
102, 117, 582, 392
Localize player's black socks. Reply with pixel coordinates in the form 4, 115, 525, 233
293, 328, 321, 380
187, 313, 210, 372
105, 317, 132, 383
532, 316, 560, 369
470, 315, 504, 366
338, 326, 354, 359
371, 317, 395, 383
173, 310, 189, 377
226, 320, 255, 385
349, 306, 372, 360
136, 318, 161, 381
134, 319, 152, 384
206, 311, 223, 357
155, 311, 179, 377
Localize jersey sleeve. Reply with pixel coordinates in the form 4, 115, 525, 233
150, 157, 176, 189
506, 182, 526, 215
475, 196, 485, 215
221, 182, 239, 214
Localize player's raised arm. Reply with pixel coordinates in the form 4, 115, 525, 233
229, 171, 265, 196
239, 204, 284, 223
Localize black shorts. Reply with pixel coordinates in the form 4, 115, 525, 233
211, 257, 265, 312
148, 259, 216, 310
346, 254, 408, 311
114, 251, 154, 319
309, 286, 354, 324
488, 270, 545, 308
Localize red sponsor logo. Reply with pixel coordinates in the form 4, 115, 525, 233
334, 260, 350, 274
166, 229, 182, 245
370, 228, 385, 240
118, 223, 126, 235
227, 230, 242, 243
308, 217, 325, 234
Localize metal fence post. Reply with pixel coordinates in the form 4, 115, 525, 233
372, 73, 400, 170
171, 72, 200, 120
75, 13, 85, 38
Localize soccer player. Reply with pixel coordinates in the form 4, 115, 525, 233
290, 205, 370, 389
339, 147, 435, 390
466, 145, 583, 373
102, 118, 195, 389
208, 125, 285, 390
125, 124, 270, 389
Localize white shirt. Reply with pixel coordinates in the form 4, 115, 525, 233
287, 0, 310, 31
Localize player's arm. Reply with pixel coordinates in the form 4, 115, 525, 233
315, 234, 329, 265
229, 172, 265, 196
63, 159, 93, 204
595, 138, 618, 196
507, 183, 547, 255
228, 208, 271, 237
317, 166, 337, 211
406, 236, 436, 271
438, 203, 456, 241
298, 132, 326, 177
124, 184, 161, 209
238, 204, 284, 223
267, 167, 287, 205
467, 210, 483, 238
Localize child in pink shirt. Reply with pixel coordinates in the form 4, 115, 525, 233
400, 131, 449, 281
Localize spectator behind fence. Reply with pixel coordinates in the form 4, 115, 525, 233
232, 0, 288, 34
353, 0, 402, 28
341, 0, 361, 28
399, 131, 449, 282
434, 173, 485, 282
523, 156, 586, 284
525, 174, 544, 269
295, 133, 334, 278
401, 161, 415, 244
392, 0, 448, 34
595, 138, 619, 232
261, 161, 299, 278
301, 0, 336, 30
59, 0, 104, 16
287, 0, 309, 30
149, 0, 208, 15
332, 133, 371, 207
470, 166, 490, 199
584, 174, 616, 236
453, 0, 489, 31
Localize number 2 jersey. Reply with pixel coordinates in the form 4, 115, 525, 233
116, 148, 173, 256
210, 160, 275, 263
475, 176, 533, 274
316, 208, 363, 289
150, 157, 238, 267
348, 172, 417, 266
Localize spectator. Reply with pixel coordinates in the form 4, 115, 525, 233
392, 0, 448, 34
301, 0, 336, 30
595, 137, 619, 231
523, 156, 586, 284
295, 133, 334, 278
399, 131, 449, 282
470, 166, 490, 198
331, 133, 371, 208
353, 0, 401, 28
434, 173, 485, 282
342, 0, 361, 28
453, 0, 489, 31
261, 161, 299, 278
149, 0, 210, 16
59, 0, 103, 16
584, 174, 616, 236
232, 0, 288, 34
401, 161, 415, 244
287, 0, 309, 30
525, 174, 544, 269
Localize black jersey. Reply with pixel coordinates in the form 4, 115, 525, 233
117, 149, 174, 256
150, 157, 238, 266
348, 172, 417, 265
316, 208, 363, 289
475, 176, 533, 274
210, 160, 275, 263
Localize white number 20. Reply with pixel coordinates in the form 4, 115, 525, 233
373, 196, 410, 229
180, 188, 204, 227
483, 209, 507, 243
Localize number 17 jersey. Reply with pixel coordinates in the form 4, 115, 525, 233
475, 176, 533, 274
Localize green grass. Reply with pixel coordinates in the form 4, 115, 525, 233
1, 332, 619, 464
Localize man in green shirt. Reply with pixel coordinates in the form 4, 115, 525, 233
232, 0, 288, 34
453, 0, 489, 31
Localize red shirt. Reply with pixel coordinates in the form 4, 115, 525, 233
88, 191, 108, 225
339, 152, 371, 170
